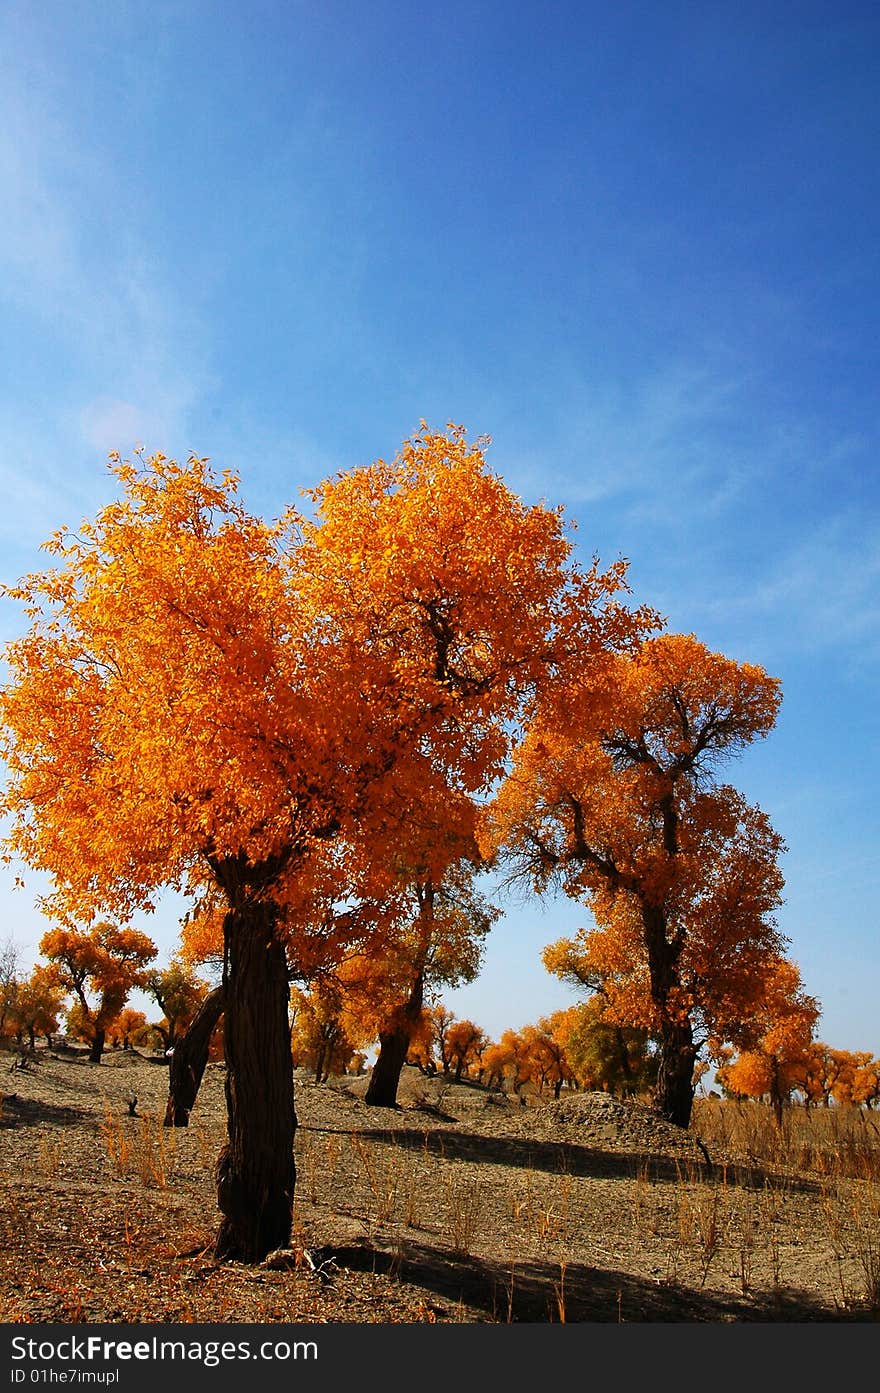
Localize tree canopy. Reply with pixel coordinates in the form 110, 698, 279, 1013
0, 425, 651, 1260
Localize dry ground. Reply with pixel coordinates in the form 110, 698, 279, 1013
1, 1047, 878, 1324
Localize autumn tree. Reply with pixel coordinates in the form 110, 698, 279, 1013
484, 632, 789, 1128
852, 1057, 880, 1109
543, 938, 658, 1095
358, 858, 498, 1107
549, 996, 657, 1096
40, 923, 156, 1063
7, 963, 66, 1050
290, 979, 357, 1081
445, 1018, 487, 1083
479, 1021, 575, 1098
428, 1004, 457, 1076
106, 1007, 150, 1050
0, 427, 648, 1261
523, 1016, 577, 1098
293, 857, 495, 1105
144, 959, 211, 1054
159, 902, 227, 1126
404, 1007, 439, 1074
481, 1029, 533, 1096
799, 1042, 875, 1109
714, 957, 818, 1126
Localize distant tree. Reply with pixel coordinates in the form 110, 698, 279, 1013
523, 1017, 577, 1098
799, 1041, 859, 1109
106, 1007, 149, 1050
445, 1018, 487, 1083
40, 923, 156, 1063
144, 959, 211, 1053
484, 633, 789, 1127
429, 1004, 457, 1077
7, 964, 65, 1050
290, 980, 357, 1081
551, 996, 657, 1096
715, 958, 818, 1126
799, 1043, 875, 1110
852, 1056, 880, 1109
481, 1029, 533, 1096
0, 936, 21, 1040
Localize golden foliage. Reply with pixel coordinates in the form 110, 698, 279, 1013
485, 631, 794, 1113
1, 428, 649, 967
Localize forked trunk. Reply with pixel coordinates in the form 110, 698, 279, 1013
215, 900, 295, 1263
164, 984, 226, 1127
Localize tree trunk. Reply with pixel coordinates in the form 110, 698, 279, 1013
643, 902, 696, 1127
770, 1059, 785, 1129
364, 971, 424, 1108
215, 900, 296, 1263
164, 984, 226, 1127
89, 1027, 106, 1064
653, 1019, 697, 1127
615, 1025, 636, 1095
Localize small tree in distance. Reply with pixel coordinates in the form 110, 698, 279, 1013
41, 923, 156, 1063
7, 963, 66, 1051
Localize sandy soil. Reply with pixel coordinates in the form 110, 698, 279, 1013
0, 1048, 877, 1324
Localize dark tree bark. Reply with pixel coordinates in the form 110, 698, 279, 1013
364, 970, 425, 1108
770, 1059, 785, 1129
215, 898, 296, 1263
643, 902, 697, 1128
88, 1027, 106, 1064
653, 1019, 697, 1128
164, 984, 226, 1127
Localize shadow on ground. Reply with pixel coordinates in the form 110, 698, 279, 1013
0, 1093, 90, 1129
314, 1235, 874, 1323
303, 1120, 825, 1196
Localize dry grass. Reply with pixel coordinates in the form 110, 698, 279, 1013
1, 1051, 879, 1324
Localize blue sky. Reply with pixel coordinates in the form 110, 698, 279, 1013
0, 1, 877, 1057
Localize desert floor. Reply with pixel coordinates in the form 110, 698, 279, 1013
1, 1048, 878, 1324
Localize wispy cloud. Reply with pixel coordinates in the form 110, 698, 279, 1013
0, 36, 210, 542
685, 510, 880, 665
486, 356, 880, 688
505, 360, 757, 516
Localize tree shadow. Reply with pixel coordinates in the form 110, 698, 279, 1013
0, 1094, 90, 1129
304, 1121, 825, 1196
310, 1235, 870, 1322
